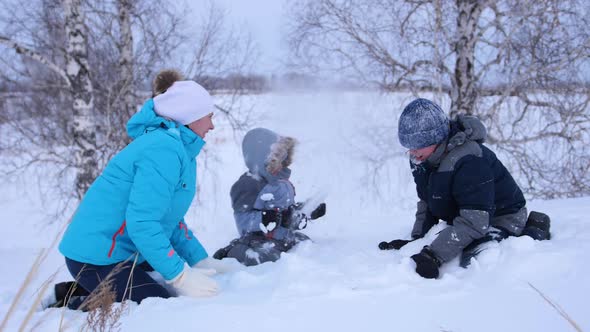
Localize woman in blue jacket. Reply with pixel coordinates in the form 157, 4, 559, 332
57, 70, 227, 308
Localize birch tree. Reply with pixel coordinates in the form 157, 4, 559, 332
0, 0, 96, 198
63, 0, 97, 198
0, 0, 258, 203
452, 0, 482, 117
117, 0, 135, 123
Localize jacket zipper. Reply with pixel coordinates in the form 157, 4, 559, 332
107, 220, 126, 258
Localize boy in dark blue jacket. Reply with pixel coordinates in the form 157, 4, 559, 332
379, 98, 550, 279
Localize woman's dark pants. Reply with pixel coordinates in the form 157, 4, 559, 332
64, 257, 170, 309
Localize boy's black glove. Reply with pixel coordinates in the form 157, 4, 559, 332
261, 207, 308, 231
410, 246, 442, 279
378, 238, 415, 250
310, 203, 326, 220
261, 209, 289, 226
260, 209, 291, 233
280, 202, 327, 230
282, 206, 308, 230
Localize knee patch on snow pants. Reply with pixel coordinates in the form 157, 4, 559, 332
430, 208, 529, 262
490, 207, 528, 236
227, 240, 283, 266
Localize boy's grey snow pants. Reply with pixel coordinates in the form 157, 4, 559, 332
430, 207, 528, 262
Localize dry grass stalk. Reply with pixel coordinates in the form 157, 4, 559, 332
0, 213, 73, 331
121, 254, 139, 306
59, 265, 89, 331
58, 253, 138, 331
528, 282, 583, 332
1, 209, 134, 332
0, 249, 45, 331
19, 269, 60, 332
2, 221, 68, 330
79, 262, 129, 332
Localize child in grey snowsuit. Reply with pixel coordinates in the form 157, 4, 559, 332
213, 128, 326, 266
379, 98, 550, 279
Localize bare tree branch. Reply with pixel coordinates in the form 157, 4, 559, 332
288, 0, 590, 197
0, 35, 71, 87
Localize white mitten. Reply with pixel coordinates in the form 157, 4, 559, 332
168, 264, 219, 298
194, 257, 241, 273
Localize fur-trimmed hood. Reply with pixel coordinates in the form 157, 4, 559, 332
242, 128, 297, 182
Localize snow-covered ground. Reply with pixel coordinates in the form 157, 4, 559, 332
1, 91, 588, 331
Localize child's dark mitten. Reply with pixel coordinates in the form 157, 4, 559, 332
410, 246, 442, 279
310, 203, 326, 220
378, 239, 413, 250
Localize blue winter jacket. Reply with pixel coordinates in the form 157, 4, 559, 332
59, 99, 208, 280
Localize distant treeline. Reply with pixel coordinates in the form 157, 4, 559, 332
2, 73, 587, 96
194, 73, 590, 93
194, 72, 365, 92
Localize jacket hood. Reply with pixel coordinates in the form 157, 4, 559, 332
127, 99, 205, 159
424, 115, 487, 167
242, 128, 296, 182
446, 115, 487, 151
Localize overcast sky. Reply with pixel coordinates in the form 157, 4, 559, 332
188, 0, 289, 73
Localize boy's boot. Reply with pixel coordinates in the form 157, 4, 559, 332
521, 211, 551, 240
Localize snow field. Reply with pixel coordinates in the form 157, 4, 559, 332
1, 91, 588, 331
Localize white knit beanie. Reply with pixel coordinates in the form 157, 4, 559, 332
153, 80, 214, 125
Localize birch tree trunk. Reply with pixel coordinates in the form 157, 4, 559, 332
450, 0, 483, 117
63, 0, 97, 199
117, 0, 135, 119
